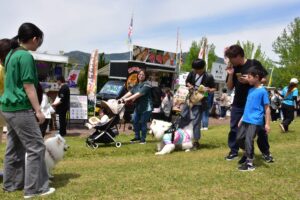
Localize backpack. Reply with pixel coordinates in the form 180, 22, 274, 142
0, 64, 5, 96
151, 86, 163, 108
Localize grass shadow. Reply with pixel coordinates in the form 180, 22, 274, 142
51, 173, 81, 189
199, 143, 222, 149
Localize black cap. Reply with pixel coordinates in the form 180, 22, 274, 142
192, 59, 206, 69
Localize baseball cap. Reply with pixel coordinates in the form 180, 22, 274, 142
290, 78, 299, 84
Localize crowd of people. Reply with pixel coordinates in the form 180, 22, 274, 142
0, 22, 299, 198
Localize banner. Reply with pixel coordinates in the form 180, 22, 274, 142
67, 70, 81, 87
87, 49, 99, 115
132, 45, 176, 67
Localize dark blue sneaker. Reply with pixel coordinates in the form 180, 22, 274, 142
238, 156, 247, 164
262, 154, 274, 163
225, 153, 238, 160
130, 138, 140, 143
238, 163, 255, 171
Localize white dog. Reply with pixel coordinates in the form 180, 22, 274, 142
150, 119, 194, 155
44, 134, 69, 178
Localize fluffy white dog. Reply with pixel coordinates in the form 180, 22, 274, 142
150, 119, 194, 155
44, 134, 69, 178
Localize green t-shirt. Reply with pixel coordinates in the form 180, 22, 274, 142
1, 49, 38, 112
130, 81, 153, 113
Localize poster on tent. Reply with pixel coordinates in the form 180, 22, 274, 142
67, 70, 81, 87
87, 49, 99, 115
69, 95, 88, 120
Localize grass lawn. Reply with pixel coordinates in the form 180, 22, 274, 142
0, 119, 299, 200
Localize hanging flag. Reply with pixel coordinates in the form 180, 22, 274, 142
198, 37, 207, 59
87, 49, 99, 115
128, 14, 133, 45
268, 66, 274, 87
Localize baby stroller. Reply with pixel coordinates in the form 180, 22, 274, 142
86, 100, 125, 149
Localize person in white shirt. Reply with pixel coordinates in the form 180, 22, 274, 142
161, 88, 173, 122
40, 86, 54, 137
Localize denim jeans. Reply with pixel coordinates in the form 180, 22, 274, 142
220, 106, 227, 118
201, 107, 209, 128
192, 105, 203, 140
133, 111, 152, 142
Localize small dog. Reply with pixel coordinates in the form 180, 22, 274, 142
44, 134, 69, 178
150, 119, 194, 155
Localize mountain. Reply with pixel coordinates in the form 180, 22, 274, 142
65, 51, 130, 66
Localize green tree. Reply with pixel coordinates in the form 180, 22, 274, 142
77, 63, 88, 94
237, 40, 274, 70
182, 38, 217, 72
273, 17, 300, 67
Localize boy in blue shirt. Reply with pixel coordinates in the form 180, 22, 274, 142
236, 66, 271, 171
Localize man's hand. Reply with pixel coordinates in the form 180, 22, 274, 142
35, 110, 45, 124
226, 64, 234, 75
238, 75, 249, 84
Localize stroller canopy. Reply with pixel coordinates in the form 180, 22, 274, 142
99, 99, 125, 119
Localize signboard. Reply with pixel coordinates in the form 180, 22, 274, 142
211, 62, 227, 81
132, 45, 176, 67
70, 95, 88, 120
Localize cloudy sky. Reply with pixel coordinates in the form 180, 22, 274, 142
1, 0, 299, 61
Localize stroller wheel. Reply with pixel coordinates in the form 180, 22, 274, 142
92, 143, 99, 149
115, 142, 122, 148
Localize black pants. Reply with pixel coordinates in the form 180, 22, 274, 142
236, 122, 262, 160
39, 119, 50, 137
228, 106, 270, 155
281, 103, 295, 131
270, 108, 279, 121
58, 111, 67, 136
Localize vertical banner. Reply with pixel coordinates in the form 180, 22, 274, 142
87, 49, 99, 115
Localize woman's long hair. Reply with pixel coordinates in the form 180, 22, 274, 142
164, 88, 173, 101
0, 39, 12, 63
287, 83, 297, 93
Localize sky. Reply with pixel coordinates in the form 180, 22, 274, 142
0, 0, 300, 62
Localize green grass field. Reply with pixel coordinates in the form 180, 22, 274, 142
0, 119, 299, 200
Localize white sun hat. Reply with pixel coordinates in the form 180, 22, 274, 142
290, 78, 299, 84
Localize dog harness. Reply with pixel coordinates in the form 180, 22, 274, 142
163, 128, 191, 144
46, 148, 57, 163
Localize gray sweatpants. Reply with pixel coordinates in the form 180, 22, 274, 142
236, 122, 262, 161
2, 110, 49, 195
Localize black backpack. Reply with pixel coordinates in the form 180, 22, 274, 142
151, 86, 163, 108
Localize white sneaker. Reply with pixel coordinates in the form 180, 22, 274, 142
203, 127, 208, 131
24, 187, 55, 199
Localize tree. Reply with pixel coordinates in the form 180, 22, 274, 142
77, 63, 88, 94
237, 40, 274, 70
182, 38, 217, 72
273, 17, 300, 67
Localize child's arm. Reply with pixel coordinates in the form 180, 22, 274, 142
265, 105, 271, 133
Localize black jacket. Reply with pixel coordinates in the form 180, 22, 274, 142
185, 71, 215, 89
